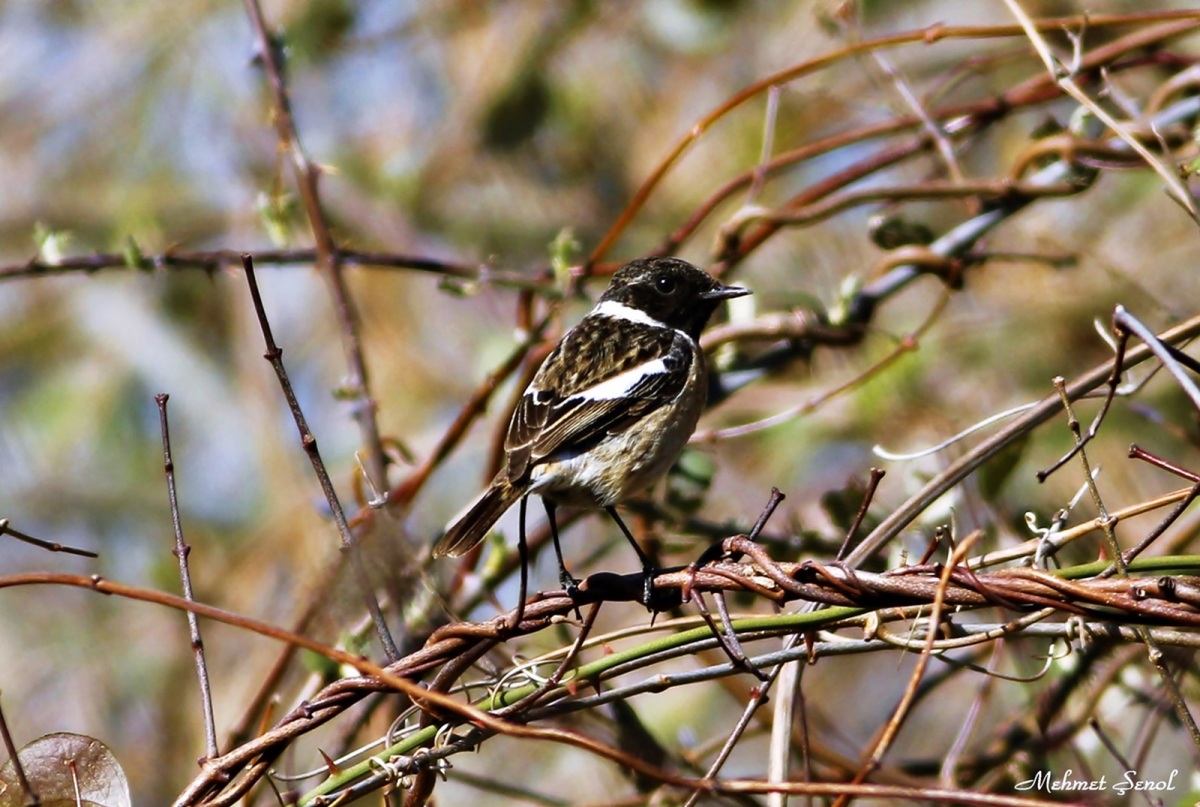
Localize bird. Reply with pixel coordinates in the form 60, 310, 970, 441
433, 256, 750, 602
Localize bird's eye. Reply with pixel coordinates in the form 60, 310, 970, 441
654, 275, 677, 295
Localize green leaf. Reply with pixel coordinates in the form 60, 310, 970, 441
32, 223, 72, 265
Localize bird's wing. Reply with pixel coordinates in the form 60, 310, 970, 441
505, 327, 694, 482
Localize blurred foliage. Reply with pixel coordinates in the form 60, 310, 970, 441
1, 1, 1199, 805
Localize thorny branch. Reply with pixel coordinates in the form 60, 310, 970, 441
199, 15, 1200, 804
7, 8, 1200, 807
173, 277, 1200, 802
157, 543, 1200, 804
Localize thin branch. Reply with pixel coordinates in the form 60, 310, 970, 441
1088, 718, 1161, 807
0, 519, 97, 558
1055, 376, 1200, 755
836, 468, 886, 561
0, 696, 40, 807
1037, 305, 1130, 482
0, 247, 500, 284
1114, 306, 1200, 411
850, 311, 1200, 569
835, 533, 978, 806
1108, 457, 1200, 573
870, 47, 968, 189
589, 11, 1200, 266
1003, 0, 1198, 220
744, 84, 781, 207
682, 675, 773, 807
155, 393, 219, 762
242, 0, 389, 486
240, 254, 399, 661
939, 641, 1000, 787
719, 177, 1088, 243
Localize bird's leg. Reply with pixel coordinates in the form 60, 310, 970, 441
544, 499, 579, 595
605, 506, 659, 608
507, 494, 530, 633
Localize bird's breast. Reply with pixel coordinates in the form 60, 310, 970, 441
528, 352, 707, 507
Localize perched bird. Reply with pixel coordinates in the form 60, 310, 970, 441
434, 257, 749, 600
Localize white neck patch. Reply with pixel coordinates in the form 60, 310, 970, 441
591, 299, 668, 329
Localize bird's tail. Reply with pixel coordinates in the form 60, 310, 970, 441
433, 475, 524, 558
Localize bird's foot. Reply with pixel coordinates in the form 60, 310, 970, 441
560, 569, 581, 597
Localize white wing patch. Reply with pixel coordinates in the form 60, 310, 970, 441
566, 359, 669, 402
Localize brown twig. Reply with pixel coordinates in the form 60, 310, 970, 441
681, 675, 775, 807
719, 177, 1088, 247
836, 532, 980, 806
155, 393, 219, 762
1129, 444, 1200, 483
1108, 451, 1200, 574
10, 537, 1189, 803
1003, 0, 1199, 220
872, 47, 969, 188
1087, 718, 1160, 807
590, 11, 1200, 267
241, 0, 388, 487
0, 247, 506, 285
1037, 310, 1129, 482
240, 253, 398, 661
850, 312, 1200, 569
0, 696, 39, 806
1055, 375, 1200, 756
836, 468, 886, 562
0, 519, 97, 558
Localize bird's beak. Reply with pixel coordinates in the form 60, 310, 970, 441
700, 283, 751, 301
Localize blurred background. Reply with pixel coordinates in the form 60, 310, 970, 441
2, 1, 1199, 804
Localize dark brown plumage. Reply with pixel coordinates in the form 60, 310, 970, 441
434, 258, 749, 575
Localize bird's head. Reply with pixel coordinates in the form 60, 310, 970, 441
598, 257, 749, 339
